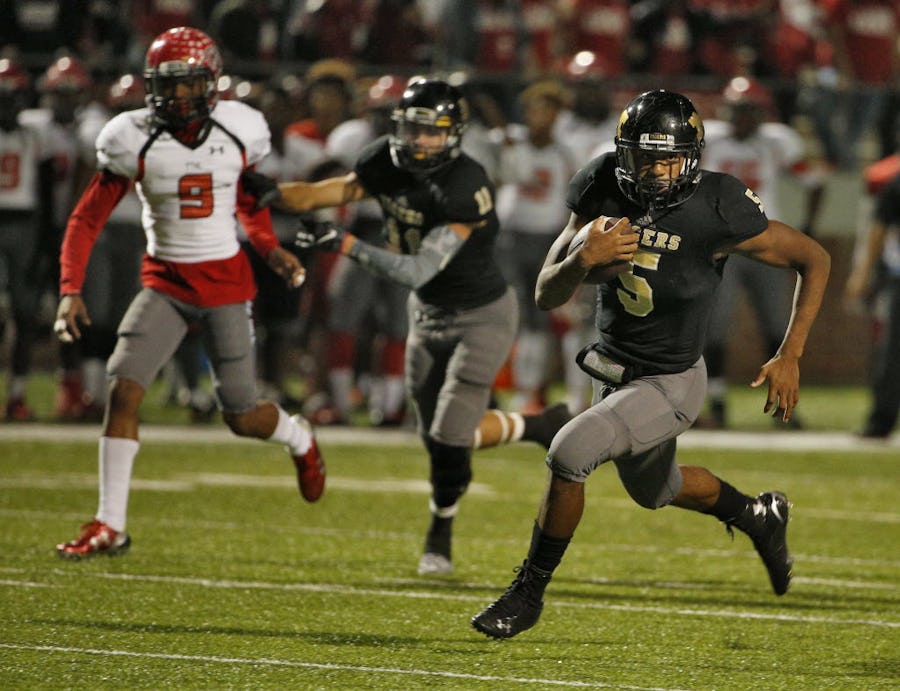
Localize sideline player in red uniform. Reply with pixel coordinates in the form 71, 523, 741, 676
54, 27, 325, 560
471, 90, 831, 638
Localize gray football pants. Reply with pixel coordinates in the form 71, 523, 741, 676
405, 287, 519, 447
547, 358, 707, 508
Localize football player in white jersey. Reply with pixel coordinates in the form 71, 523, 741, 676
700, 77, 824, 428
0, 58, 48, 421
54, 27, 325, 560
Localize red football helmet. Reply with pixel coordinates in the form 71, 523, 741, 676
143, 26, 223, 130
721, 76, 775, 117
39, 55, 92, 93
366, 75, 407, 110
0, 58, 30, 94
0, 58, 30, 131
108, 74, 146, 111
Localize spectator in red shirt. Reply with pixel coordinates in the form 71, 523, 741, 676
810, 0, 900, 168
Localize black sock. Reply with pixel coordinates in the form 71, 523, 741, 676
704, 479, 752, 523
424, 514, 453, 558
526, 521, 570, 576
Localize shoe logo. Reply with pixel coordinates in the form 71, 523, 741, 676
770, 500, 784, 523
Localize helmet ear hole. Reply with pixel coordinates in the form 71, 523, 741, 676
614, 90, 705, 209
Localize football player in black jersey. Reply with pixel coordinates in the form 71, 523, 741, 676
241, 77, 571, 576
471, 90, 831, 639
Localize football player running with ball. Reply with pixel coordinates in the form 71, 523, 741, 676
241, 78, 571, 576
55, 27, 325, 560
471, 90, 831, 639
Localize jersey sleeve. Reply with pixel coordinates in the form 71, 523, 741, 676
713, 172, 769, 243
565, 153, 613, 216
96, 112, 142, 179
440, 161, 495, 223
237, 103, 271, 166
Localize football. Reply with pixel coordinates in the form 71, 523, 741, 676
567, 216, 622, 255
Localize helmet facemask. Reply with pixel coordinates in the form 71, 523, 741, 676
390, 107, 464, 174
145, 65, 217, 134
615, 138, 703, 210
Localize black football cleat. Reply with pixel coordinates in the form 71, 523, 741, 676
728, 491, 793, 595
471, 562, 549, 639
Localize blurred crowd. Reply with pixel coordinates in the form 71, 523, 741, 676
1, 0, 898, 431
1, 0, 898, 168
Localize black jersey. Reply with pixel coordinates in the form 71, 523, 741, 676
567, 153, 769, 373
354, 136, 507, 311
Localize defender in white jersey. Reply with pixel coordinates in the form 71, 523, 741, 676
700, 77, 824, 428
0, 58, 50, 421
496, 80, 579, 413
54, 27, 326, 561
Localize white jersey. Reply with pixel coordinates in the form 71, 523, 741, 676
97, 100, 271, 263
702, 120, 805, 220
325, 117, 382, 223
496, 126, 574, 235
326, 117, 373, 170
21, 108, 80, 226
0, 116, 45, 211
553, 110, 618, 168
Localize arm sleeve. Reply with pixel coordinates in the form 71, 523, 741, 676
59, 170, 130, 295
236, 166, 279, 258
346, 224, 467, 289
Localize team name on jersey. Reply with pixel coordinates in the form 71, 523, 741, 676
637, 226, 681, 251
378, 194, 424, 226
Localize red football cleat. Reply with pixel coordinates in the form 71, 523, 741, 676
289, 415, 325, 502
4, 397, 35, 422
56, 519, 131, 560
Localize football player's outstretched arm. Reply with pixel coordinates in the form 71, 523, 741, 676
279, 172, 369, 212
728, 219, 831, 421
535, 213, 638, 311
320, 222, 472, 290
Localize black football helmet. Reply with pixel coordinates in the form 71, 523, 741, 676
389, 78, 468, 174
614, 90, 705, 209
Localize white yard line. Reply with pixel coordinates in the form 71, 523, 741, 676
0, 423, 897, 451
0, 643, 692, 690
2, 570, 897, 629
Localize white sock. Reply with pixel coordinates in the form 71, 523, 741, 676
507, 412, 525, 442
708, 377, 727, 402
268, 407, 311, 456
96, 436, 139, 532
382, 375, 406, 417
7, 375, 27, 399
329, 368, 354, 418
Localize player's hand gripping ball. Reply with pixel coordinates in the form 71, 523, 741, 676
567, 216, 639, 283
567, 216, 622, 254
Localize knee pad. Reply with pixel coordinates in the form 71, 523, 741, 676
614, 439, 682, 509
426, 437, 472, 509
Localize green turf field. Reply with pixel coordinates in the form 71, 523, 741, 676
1, 402, 897, 689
